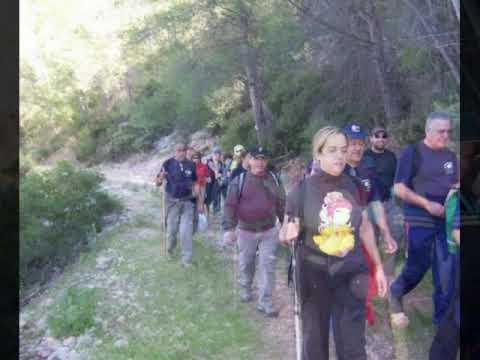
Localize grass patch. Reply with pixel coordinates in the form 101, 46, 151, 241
48, 286, 96, 338
80, 231, 261, 360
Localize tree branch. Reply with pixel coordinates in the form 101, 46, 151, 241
286, 0, 376, 47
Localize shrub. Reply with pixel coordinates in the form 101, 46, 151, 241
219, 112, 257, 152
48, 286, 96, 338
75, 128, 98, 162
20, 161, 122, 288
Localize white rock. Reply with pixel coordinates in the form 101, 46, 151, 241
38, 347, 52, 358
36, 317, 47, 329
63, 336, 76, 347
44, 298, 55, 307
113, 339, 128, 348
47, 346, 69, 360
96, 256, 113, 270
45, 336, 61, 349
19, 317, 27, 329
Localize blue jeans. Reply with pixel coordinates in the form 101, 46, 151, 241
390, 222, 456, 325
429, 254, 459, 360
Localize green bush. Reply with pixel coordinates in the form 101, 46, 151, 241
20, 161, 122, 288
75, 128, 98, 162
48, 287, 97, 338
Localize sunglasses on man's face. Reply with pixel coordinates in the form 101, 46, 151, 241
374, 133, 388, 139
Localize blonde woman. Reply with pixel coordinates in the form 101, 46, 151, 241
280, 126, 387, 360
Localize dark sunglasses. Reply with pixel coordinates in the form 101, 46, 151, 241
374, 132, 388, 139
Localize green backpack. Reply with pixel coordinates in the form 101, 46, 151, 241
445, 190, 459, 255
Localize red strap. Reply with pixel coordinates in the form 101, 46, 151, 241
361, 243, 377, 326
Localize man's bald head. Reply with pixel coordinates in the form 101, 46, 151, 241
174, 143, 188, 161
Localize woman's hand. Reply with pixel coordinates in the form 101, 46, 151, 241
375, 265, 388, 298
279, 217, 300, 246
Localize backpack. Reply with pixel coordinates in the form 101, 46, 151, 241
445, 190, 459, 254
237, 170, 281, 199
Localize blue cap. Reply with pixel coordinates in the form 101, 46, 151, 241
343, 123, 367, 140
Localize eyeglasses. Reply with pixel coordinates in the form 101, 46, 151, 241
435, 129, 452, 135
374, 133, 388, 139
176, 148, 187, 152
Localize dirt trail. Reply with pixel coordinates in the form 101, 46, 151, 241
98, 163, 298, 360
97, 165, 397, 360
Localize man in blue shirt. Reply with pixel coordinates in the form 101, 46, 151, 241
389, 111, 458, 327
156, 143, 198, 267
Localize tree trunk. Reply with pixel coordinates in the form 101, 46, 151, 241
241, 43, 274, 148
365, 4, 403, 123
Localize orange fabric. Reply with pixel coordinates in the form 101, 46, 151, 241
361, 243, 377, 326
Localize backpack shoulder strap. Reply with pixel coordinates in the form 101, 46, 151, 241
268, 170, 281, 187
237, 172, 247, 199
411, 142, 421, 179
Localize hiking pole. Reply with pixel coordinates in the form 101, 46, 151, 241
233, 239, 238, 310
160, 186, 167, 257
291, 240, 303, 360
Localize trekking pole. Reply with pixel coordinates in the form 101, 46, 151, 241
233, 238, 238, 310
291, 240, 303, 360
160, 186, 167, 257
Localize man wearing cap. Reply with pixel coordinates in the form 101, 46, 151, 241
156, 143, 198, 267
222, 146, 286, 317
343, 123, 398, 326
389, 111, 458, 328
363, 126, 403, 280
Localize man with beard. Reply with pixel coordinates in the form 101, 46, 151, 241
363, 126, 403, 282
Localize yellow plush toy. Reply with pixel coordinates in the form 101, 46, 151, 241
313, 225, 354, 257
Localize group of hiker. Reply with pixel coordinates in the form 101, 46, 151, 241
155, 111, 460, 360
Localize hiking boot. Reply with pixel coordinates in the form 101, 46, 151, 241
389, 292, 409, 328
256, 303, 279, 318
390, 313, 409, 328
239, 289, 253, 303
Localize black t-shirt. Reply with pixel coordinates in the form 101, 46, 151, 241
363, 149, 397, 201
344, 163, 382, 204
286, 171, 368, 275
